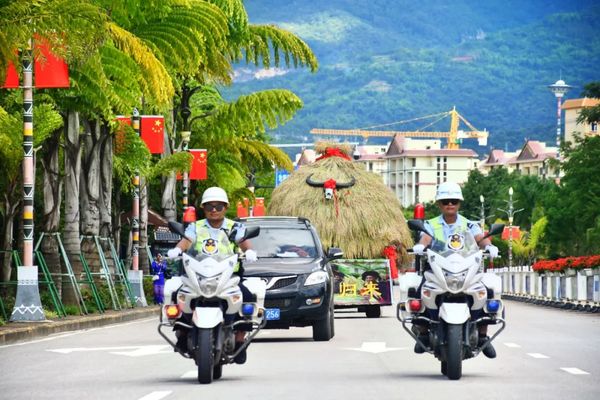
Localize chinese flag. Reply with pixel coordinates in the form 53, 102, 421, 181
253, 197, 265, 216
189, 149, 207, 180
114, 116, 131, 154
2, 63, 19, 88
140, 115, 164, 154
237, 201, 249, 218
34, 41, 70, 88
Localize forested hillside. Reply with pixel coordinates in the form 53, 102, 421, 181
226, 0, 600, 153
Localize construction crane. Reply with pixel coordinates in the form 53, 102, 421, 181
310, 107, 488, 150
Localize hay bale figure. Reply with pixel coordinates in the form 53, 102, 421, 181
268, 143, 413, 261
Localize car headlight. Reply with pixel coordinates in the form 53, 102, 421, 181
443, 269, 468, 292
304, 270, 328, 286
198, 275, 219, 296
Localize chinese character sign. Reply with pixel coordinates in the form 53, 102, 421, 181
332, 259, 393, 306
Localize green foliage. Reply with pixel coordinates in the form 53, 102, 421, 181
577, 81, 600, 124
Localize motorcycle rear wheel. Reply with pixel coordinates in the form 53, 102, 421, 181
445, 324, 463, 380
197, 328, 214, 384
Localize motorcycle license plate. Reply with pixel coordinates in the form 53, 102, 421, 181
265, 308, 281, 320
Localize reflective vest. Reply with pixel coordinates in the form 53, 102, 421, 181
193, 219, 238, 270
427, 215, 469, 242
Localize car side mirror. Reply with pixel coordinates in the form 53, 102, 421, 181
327, 247, 343, 260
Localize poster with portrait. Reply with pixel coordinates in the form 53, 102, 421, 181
331, 259, 393, 306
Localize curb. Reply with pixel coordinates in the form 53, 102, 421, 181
0, 306, 160, 346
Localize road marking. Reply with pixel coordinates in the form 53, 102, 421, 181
345, 342, 407, 354
47, 344, 172, 357
561, 367, 590, 375
137, 391, 172, 400
504, 342, 521, 348
527, 353, 550, 359
181, 370, 196, 379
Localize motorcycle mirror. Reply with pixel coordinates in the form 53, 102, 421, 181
479, 223, 505, 243
168, 221, 192, 242
233, 226, 261, 243
407, 219, 433, 238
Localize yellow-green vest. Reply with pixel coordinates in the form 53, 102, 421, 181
427, 215, 469, 242
193, 219, 238, 271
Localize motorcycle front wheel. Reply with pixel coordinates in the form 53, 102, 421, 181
445, 324, 463, 380
196, 328, 215, 384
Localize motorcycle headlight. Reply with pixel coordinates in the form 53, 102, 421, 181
443, 269, 468, 292
197, 275, 219, 296
304, 271, 328, 286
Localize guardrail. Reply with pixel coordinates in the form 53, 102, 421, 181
493, 266, 600, 311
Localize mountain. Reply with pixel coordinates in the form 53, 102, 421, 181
224, 0, 600, 154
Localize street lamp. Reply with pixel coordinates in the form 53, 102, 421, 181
498, 187, 524, 268
548, 78, 572, 180
479, 195, 485, 231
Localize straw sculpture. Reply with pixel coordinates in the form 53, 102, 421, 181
268, 143, 413, 262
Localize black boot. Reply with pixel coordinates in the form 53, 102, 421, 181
414, 335, 429, 354
479, 336, 496, 359
234, 342, 247, 364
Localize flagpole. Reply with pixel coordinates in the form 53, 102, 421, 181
11, 39, 45, 321
128, 108, 147, 307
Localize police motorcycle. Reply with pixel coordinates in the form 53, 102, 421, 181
397, 220, 506, 380
158, 221, 266, 384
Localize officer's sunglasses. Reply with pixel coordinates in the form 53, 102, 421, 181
440, 199, 460, 206
203, 203, 225, 212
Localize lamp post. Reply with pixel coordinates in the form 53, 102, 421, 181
548, 79, 572, 181
499, 187, 524, 268
479, 195, 485, 231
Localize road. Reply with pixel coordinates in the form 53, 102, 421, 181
0, 300, 598, 400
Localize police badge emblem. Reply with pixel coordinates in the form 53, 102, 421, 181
202, 238, 218, 255
447, 233, 465, 251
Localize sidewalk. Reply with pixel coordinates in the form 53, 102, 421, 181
0, 306, 160, 346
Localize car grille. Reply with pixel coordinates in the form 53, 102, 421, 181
267, 276, 297, 290
264, 298, 293, 309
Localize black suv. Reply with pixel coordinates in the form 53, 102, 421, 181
238, 217, 343, 341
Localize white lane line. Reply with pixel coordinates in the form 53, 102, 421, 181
181, 370, 196, 379
504, 342, 521, 348
527, 353, 550, 359
561, 367, 590, 375
137, 391, 172, 400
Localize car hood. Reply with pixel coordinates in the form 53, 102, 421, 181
243, 257, 322, 276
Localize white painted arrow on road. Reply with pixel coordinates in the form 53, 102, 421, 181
48, 345, 172, 357
345, 342, 406, 354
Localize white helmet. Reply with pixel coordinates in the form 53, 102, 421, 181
435, 182, 464, 201
201, 187, 229, 205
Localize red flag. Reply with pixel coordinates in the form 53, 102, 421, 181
237, 201, 249, 218
34, 41, 69, 88
2, 62, 19, 88
253, 197, 265, 216
140, 115, 164, 154
114, 116, 131, 154
189, 149, 207, 180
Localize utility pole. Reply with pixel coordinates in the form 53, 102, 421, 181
498, 187, 524, 268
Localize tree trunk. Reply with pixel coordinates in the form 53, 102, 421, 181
41, 127, 63, 294
161, 136, 177, 221
0, 186, 19, 283
80, 119, 103, 238
99, 123, 113, 239
63, 111, 83, 305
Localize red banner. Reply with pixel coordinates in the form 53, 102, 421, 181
253, 197, 265, 216
189, 149, 207, 180
114, 116, 131, 154
237, 201, 249, 218
140, 115, 164, 154
34, 41, 69, 88
2, 62, 19, 88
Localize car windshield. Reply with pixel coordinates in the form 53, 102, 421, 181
247, 227, 317, 258
430, 230, 480, 258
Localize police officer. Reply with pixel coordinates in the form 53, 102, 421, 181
412, 182, 499, 358
167, 186, 257, 364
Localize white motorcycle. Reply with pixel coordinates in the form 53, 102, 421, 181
398, 220, 506, 380
158, 222, 266, 384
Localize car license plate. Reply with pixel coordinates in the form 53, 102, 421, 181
265, 308, 280, 320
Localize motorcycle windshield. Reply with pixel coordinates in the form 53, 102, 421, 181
430, 230, 480, 258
